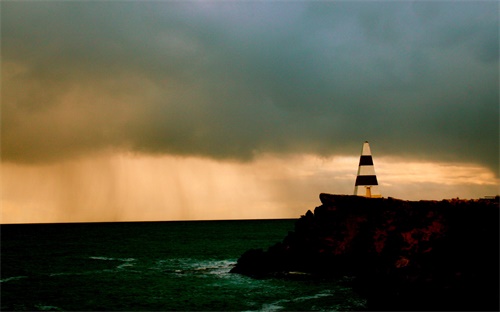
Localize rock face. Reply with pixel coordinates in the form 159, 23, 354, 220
231, 194, 499, 311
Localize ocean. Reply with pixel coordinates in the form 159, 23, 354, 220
1, 220, 366, 311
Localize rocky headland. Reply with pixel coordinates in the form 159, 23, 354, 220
230, 194, 499, 311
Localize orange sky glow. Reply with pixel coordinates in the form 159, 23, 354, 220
2, 1, 498, 224
2, 153, 498, 224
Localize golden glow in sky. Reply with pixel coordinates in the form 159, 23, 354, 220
2, 153, 498, 224
2, 1, 498, 223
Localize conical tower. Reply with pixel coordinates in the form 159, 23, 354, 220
354, 141, 381, 198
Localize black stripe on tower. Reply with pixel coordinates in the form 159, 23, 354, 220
359, 155, 373, 166
355, 175, 378, 186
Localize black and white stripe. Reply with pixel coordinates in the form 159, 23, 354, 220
353, 141, 381, 197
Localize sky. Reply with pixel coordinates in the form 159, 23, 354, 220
1, 1, 499, 223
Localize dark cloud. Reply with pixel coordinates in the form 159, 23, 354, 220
2, 1, 498, 174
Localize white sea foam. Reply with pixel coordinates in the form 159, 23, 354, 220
259, 290, 335, 311
45, 257, 139, 276
89, 256, 111, 261
89, 256, 136, 270
292, 290, 333, 302
156, 258, 236, 277
89, 256, 136, 262
0, 276, 28, 283
260, 301, 286, 311
34, 304, 63, 311
116, 263, 135, 270
198, 259, 235, 277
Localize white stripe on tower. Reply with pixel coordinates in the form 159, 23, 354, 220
353, 141, 381, 198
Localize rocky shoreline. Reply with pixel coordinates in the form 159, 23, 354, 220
230, 194, 499, 311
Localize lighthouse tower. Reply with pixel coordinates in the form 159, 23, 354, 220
354, 141, 381, 198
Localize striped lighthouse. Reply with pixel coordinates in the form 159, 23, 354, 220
354, 141, 381, 198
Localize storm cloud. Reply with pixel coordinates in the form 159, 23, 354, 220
2, 1, 498, 174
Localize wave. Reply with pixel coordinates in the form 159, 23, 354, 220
89, 256, 136, 262
46, 256, 138, 277
89, 256, 137, 270
34, 304, 64, 311
48, 270, 114, 277
260, 290, 335, 311
0, 275, 28, 283
155, 258, 236, 277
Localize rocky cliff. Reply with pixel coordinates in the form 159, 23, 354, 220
231, 194, 499, 311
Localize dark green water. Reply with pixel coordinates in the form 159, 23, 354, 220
1, 220, 366, 311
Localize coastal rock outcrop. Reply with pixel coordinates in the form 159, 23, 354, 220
230, 194, 499, 311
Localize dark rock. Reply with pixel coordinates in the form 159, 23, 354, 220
230, 194, 500, 311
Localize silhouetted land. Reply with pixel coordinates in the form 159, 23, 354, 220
231, 194, 500, 311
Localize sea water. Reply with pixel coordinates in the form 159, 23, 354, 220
1, 220, 366, 311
